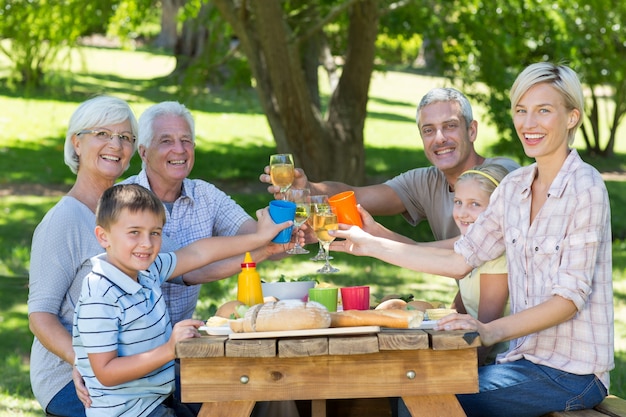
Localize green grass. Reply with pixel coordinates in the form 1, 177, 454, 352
1, 45, 625, 415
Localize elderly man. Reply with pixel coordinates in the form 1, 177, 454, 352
124, 101, 288, 324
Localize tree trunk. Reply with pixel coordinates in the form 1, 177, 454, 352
155, 0, 185, 50
213, 0, 380, 184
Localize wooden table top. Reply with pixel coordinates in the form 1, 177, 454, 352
176, 328, 481, 417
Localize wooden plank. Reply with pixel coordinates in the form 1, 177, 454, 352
377, 331, 429, 350
312, 399, 326, 417
229, 326, 380, 340
176, 336, 226, 358
403, 394, 466, 417
225, 338, 276, 358
428, 330, 481, 350
197, 400, 255, 417
595, 396, 626, 417
328, 335, 379, 355
179, 349, 477, 403
279, 337, 328, 357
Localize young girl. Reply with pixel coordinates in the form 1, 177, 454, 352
331, 62, 613, 417
450, 164, 510, 366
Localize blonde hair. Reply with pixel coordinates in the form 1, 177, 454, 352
457, 164, 510, 196
509, 62, 584, 146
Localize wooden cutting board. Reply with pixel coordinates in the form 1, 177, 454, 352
228, 325, 380, 339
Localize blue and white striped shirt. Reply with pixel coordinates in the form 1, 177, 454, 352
73, 253, 177, 417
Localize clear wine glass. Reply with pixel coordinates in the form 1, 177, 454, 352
309, 195, 332, 261
269, 153, 295, 195
313, 205, 339, 273
285, 187, 311, 255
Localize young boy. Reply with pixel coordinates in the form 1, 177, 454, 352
72, 184, 291, 417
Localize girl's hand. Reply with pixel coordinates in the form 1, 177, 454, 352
329, 225, 377, 257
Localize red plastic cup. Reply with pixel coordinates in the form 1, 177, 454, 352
340, 286, 370, 310
328, 191, 363, 227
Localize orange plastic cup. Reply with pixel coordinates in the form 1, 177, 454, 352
328, 191, 363, 227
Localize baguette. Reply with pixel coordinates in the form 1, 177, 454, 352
330, 309, 424, 329
233, 300, 331, 332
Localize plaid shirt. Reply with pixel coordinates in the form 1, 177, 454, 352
455, 149, 614, 390
124, 171, 252, 324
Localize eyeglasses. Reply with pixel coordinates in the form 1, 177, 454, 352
77, 129, 136, 146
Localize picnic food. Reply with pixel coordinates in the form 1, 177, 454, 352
215, 300, 247, 319
375, 298, 408, 310
407, 300, 436, 312
233, 299, 331, 332
425, 308, 457, 320
330, 309, 424, 329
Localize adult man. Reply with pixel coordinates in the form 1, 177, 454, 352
261, 87, 520, 241
124, 101, 286, 325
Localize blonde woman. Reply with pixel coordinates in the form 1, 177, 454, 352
331, 63, 613, 417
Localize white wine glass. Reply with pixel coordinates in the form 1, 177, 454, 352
308, 195, 332, 261
313, 205, 339, 273
285, 188, 311, 255
269, 153, 295, 195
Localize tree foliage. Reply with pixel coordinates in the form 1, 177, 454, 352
425, 0, 626, 160
0, 0, 118, 87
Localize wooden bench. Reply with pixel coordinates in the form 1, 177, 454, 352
541, 395, 626, 417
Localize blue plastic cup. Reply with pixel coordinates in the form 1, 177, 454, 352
269, 200, 296, 244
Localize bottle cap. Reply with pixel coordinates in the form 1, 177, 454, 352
241, 251, 256, 268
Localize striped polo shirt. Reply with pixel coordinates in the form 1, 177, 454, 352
72, 252, 177, 417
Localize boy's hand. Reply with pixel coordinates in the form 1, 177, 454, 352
260, 166, 309, 199
169, 319, 204, 352
256, 207, 293, 242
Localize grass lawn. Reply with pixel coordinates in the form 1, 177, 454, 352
1, 45, 625, 415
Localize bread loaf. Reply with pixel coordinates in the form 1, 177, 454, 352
233, 300, 331, 332
407, 300, 434, 312
330, 309, 424, 329
375, 299, 407, 310
215, 300, 247, 318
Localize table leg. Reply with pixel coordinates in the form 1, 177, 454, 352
311, 399, 326, 417
198, 400, 255, 417
402, 394, 466, 417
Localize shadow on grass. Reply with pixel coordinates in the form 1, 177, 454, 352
0, 277, 36, 399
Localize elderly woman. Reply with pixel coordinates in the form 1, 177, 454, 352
28, 96, 138, 416
331, 62, 613, 417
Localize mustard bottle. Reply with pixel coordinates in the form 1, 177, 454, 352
237, 252, 264, 306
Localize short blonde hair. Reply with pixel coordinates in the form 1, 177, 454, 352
509, 62, 584, 146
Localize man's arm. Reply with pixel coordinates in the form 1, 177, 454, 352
260, 167, 407, 217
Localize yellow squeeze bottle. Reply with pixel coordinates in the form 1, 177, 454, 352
237, 252, 264, 306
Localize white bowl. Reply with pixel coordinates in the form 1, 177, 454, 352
261, 281, 316, 301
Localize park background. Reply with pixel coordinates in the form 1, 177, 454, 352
1, 1, 625, 415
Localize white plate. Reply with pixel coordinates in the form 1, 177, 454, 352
417, 320, 437, 329
199, 325, 233, 336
